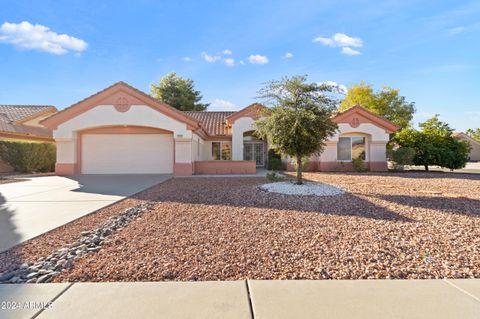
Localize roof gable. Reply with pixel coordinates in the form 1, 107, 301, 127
41, 82, 200, 130
225, 103, 266, 123
184, 111, 234, 136
332, 105, 399, 133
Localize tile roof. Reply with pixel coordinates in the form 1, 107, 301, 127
0, 105, 56, 138
0, 105, 56, 122
184, 111, 235, 136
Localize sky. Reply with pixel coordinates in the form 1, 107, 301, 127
0, 0, 479, 131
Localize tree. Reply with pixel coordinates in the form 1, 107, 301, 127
340, 82, 415, 129
466, 128, 480, 141
254, 75, 338, 184
393, 115, 470, 171
150, 72, 209, 111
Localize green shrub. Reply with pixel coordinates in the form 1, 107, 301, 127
352, 157, 368, 172
267, 148, 283, 170
266, 171, 286, 182
0, 141, 56, 173
390, 146, 416, 170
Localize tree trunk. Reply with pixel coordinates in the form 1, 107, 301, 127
296, 156, 303, 185
424, 165, 429, 171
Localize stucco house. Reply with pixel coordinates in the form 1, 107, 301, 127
0, 105, 57, 172
41, 82, 398, 176
453, 132, 480, 162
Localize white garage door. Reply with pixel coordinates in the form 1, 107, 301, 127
82, 134, 173, 174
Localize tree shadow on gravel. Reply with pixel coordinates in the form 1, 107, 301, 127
153, 178, 413, 222
373, 194, 480, 217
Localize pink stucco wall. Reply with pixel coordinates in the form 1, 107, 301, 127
194, 161, 256, 174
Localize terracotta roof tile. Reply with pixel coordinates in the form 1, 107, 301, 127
0, 105, 56, 138
184, 111, 234, 136
0, 105, 56, 122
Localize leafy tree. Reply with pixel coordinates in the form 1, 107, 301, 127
254, 75, 338, 184
150, 72, 209, 111
466, 128, 480, 141
340, 82, 415, 129
393, 115, 470, 171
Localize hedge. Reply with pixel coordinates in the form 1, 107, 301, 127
0, 141, 56, 173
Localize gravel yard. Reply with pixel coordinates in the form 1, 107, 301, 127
44, 172, 480, 282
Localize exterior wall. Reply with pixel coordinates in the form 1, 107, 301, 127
53, 104, 194, 176
231, 117, 255, 160
22, 113, 55, 127
194, 161, 256, 174
284, 123, 391, 172
456, 135, 480, 161
174, 138, 193, 176
469, 142, 480, 161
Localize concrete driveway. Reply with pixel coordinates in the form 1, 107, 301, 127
0, 175, 171, 252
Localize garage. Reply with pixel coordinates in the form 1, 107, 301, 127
81, 133, 173, 174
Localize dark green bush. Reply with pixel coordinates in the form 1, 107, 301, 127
266, 171, 286, 182
267, 148, 283, 170
390, 146, 416, 170
0, 141, 56, 173
352, 157, 368, 172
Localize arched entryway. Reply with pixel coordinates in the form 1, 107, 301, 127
243, 131, 267, 167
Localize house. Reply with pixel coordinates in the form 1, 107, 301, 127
41, 82, 398, 176
0, 105, 57, 172
453, 132, 480, 162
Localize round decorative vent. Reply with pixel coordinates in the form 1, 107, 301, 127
350, 117, 360, 128
114, 97, 131, 112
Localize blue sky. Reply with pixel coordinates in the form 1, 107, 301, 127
0, 0, 479, 131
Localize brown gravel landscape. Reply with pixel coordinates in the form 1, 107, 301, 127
0, 186, 159, 273
46, 172, 480, 282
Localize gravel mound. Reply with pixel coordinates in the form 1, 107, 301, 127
260, 181, 345, 196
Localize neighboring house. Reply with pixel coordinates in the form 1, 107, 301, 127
453, 132, 480, 162
0, 105, 57, 172
41, 82, 398, 176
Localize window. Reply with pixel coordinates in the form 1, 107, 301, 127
212, 142, 231, 160
337, 137, 366, 161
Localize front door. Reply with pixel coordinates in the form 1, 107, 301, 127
243, 142, 265, 167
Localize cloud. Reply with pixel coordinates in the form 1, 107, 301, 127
239, 60, 245, 65
210, 98, 237, 111
284, 52, 293, 59
341, 47, 361, 56
313, 33, 363, 48
447, 26, 465, 35
183, 56, 192, 62
0, 21, 87, 55
223, 58, 235, 66
248, 54, 269, 65
320, 81, 348, 94
221, 49, 232, 55
201, 51, 221, 63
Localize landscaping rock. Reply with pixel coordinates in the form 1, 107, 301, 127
0, 202, 152, 284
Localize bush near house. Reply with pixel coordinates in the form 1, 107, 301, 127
0, 141, 56, 173
352, 157, 368, 172
393, 115, 470, 171
267, 149, 282, 171
390, 146, 416, 170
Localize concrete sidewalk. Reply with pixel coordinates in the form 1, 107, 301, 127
0, 279, 479, 319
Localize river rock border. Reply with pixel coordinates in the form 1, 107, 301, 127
0, 202, 152, 284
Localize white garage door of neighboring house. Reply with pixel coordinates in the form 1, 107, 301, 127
81, 134, 173, 174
